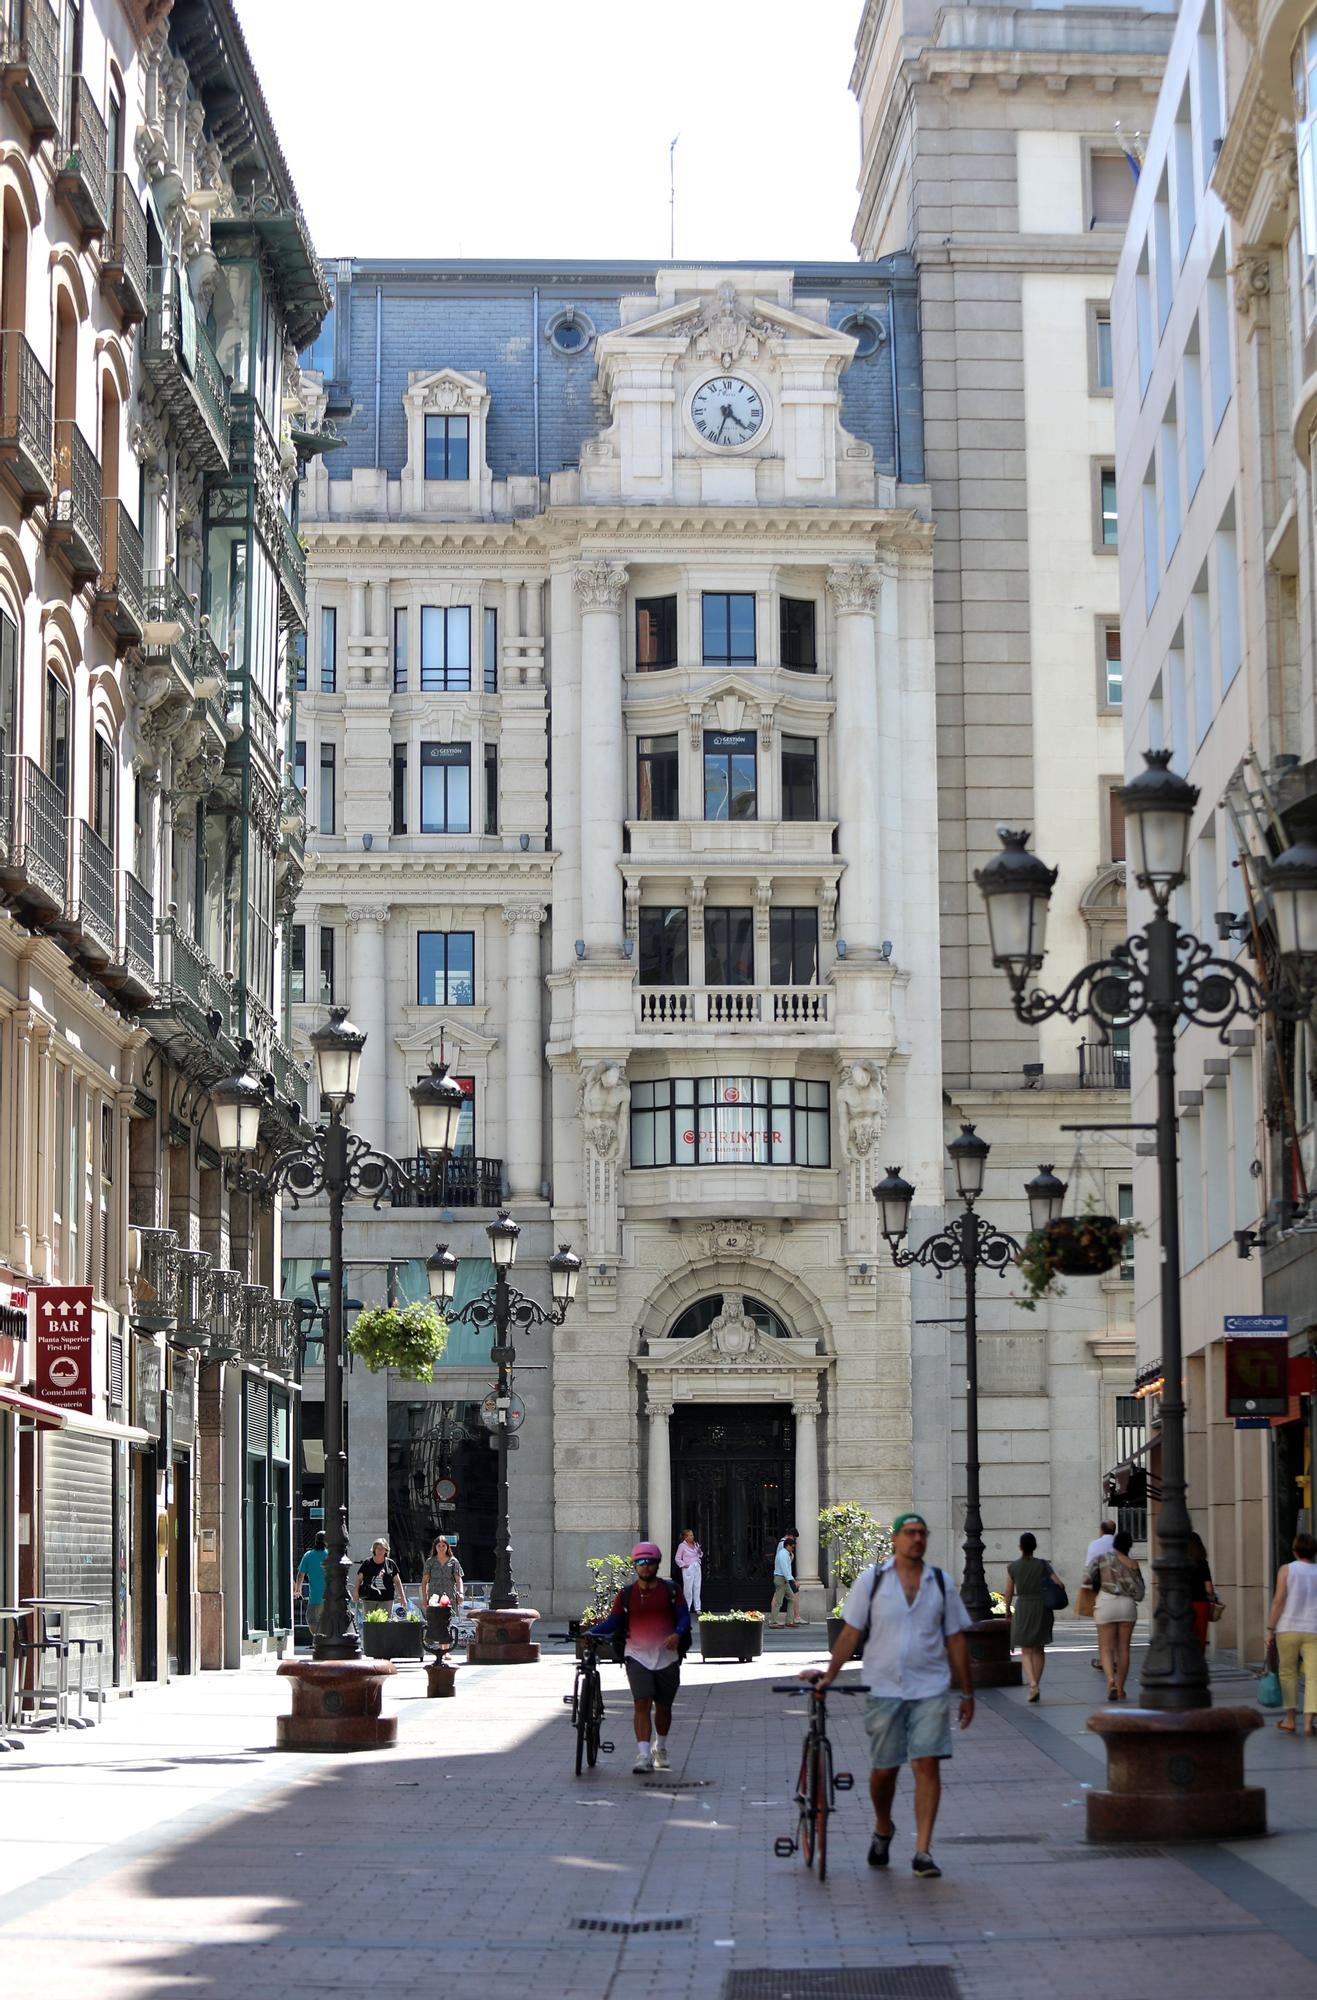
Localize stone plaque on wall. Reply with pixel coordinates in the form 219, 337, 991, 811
978, 1334, 1047, 1397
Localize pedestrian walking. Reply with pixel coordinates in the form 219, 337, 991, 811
1266, 1531, 1317, 1737
1082, 1528, 1144, 1700
1003, 1532, 1062, 1702
296, 1530, 328, 1639
674, 1528, 703, 1616
809, 1511, 974, 1880
770, 1533, 800, 1627
1186, 1529, 1218, 1650
1085, 1520, 1118, 1672
421, 1533, 464, 1639
588, 1541, 691, 1773
353, 1537, 409, 1614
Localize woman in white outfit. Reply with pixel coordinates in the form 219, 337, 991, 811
1083, 1527, 1144, 1701
1266, 1531, 1317, 1737
674, 1528, 703, 1616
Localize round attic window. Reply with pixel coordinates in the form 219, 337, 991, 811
840, 311, 886, 358
546, 308, 595, 356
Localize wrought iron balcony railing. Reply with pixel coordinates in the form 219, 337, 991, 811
51, 418, 103, 581
0, 329, 54, 504
207, 1267, 243, 1361
0, 0, 60, 144
277, 511, 307, 629
97, 499, 145, 642
2, 756, 67, 915
193, 627, 230, 743
121, 871, 155, 995
385, 1155, 505, 1210
143, 269, 230, 473
141, 567, 198, 691
270, 1033, 310, 1115
270, 1299, 300, 1378
56, 74, 110, 240
69, 821, 116, 965
173, 1248, 212, 1348
241, 1284, 274, 1367
1078, 1039, 1131, 1090
152, 915, 233, 1038
132, 1226, 178, 1332
101, 171, 148, 325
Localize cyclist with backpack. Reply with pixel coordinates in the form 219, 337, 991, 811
587, 1540, 691, 1773
807, 1512, 974, 1879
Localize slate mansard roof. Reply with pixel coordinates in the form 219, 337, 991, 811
312, 258, 924, 489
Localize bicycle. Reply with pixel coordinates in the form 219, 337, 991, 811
563, 1631, 614, 1776
772, 1680, 854, 1881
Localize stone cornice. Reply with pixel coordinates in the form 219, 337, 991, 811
302, 509, 934, 564
914, 235, 1126, 274
304, 855, 556, 898
1213, 62, 1286, 227
919, 50, 1167, 98
302, 521, 548, 557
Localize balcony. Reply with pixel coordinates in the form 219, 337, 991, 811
143, 270, 230, 474
54, 75, 110, 243
270, 1033, 309, 1116
270, 1299, 300, 1378
385, 1155, 505, 1210
119, 871, 155, 1000
207, 1268, 243, 1361
241, 1284, 274, 1368
625, 819, 839, 867
173, 1248, 212, 1349
131, 1227, 178, 1332
0, 1, 60, 145
65, 821, 117, 967
192, 626, 230, 747
100, 172, 148, 326
1078, 1039, 1130, 1090
0, 330, 54, 507
50, 420, 103, 583
96, 500, 145, 645
277, 511, 307, 630
147, 915, 234, 1050
636, 985, 832, 1034
245, 681, 279, 769
0, 756, 67, 918
140, 568, 198, 701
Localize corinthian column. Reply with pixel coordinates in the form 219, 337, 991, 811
647, 1401, 672, 1567
501, 902, 547, 1199
826, 563, 883, 955
344, 903, 391, 1138
573, 559, 628, 954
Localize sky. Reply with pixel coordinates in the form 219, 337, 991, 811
234, 0, 865, 265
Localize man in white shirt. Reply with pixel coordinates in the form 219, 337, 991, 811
811, 1512, 973, 1879
1085, 1520, 1118, 1566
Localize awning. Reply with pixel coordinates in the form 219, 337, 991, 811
0, 1385, 149, 1444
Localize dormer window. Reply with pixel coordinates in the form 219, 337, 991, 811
425, 415, 469, 481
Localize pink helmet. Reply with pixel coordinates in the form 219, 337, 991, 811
630, 1541, 662, 1563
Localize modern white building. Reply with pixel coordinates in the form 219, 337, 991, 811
288, 259, 947, 1616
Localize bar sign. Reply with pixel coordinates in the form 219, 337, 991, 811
32, 1286, 95, 1413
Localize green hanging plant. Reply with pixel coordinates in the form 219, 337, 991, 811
819, 1502, 893, 1617
346, 1302, 449, 1381
1014, 1199, 1140, 1311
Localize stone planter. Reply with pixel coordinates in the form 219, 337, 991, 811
425, 1659, 458, 1698
276, 1659, 396, 1751
826, 1616, 847, 1650
362, 1620, 423, 1661
699, 1619, 764, 1663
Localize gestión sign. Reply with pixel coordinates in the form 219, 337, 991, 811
33, 1286, 95, 1413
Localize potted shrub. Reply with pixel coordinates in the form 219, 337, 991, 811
346, 1301, 449, 1380
577, 1553, 634, 1657
699, 1610, 765, 1662
819, 1503, 892, 1645
362, 1607, 424, 1660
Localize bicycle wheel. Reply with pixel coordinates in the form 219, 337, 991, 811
813, 1739, 831, 1882
799, 1738, 819, 1867
586, 1679, 603, 1768
575, 1682, 589, 1776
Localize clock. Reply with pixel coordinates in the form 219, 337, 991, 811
691, 375, 765, 448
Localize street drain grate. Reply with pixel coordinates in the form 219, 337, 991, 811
640, 1776, 712, 1789
1052, 1845, 1165, 1861
571, 1916, 692, 1935
722, 1972, 960, 2000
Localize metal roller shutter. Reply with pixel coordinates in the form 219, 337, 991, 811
41, 1430, 115, 1663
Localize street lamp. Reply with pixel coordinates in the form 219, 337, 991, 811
212, 1005, 467, 1670
875, 1135, 1060, 1629
974, 752, 1317, 1712
432, 1215, 581, 1614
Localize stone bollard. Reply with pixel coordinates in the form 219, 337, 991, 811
1086, 1705, 1266, 1841
426, 1658, 458, 1698
276, 1658, 397, 1750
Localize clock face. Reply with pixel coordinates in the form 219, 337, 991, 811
691, 376, 765, 448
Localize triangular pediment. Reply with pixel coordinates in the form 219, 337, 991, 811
394, 1017, 499, 1059
404, 367, 489, 414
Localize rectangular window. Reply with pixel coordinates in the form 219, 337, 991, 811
319, 927, 335, 1004
93, 733, 114, 847
483, 605, 498, 692
318, 742, 335, 835
1105, 778, 1126, 864
781, 736, 819, 821
1090, 306, 1113, 393
419, 742, 471, 834
1089, 148, 1136, 230
1207, 258, 1232, 431
45, 670, 69, 795
638, 906, 688, 985
484, 743, 498, 835
704, 729, 757, 821
289, 923, 306, 1003
780, 597, 817, 671
417, 930, 475, 1006
704, 907, 754, 987
293, 739, 306, 795
1118, 1182, 1135, 1279
636, 595, 678, 670
770, 908, 819, 985
1099, 464, 1118, 547
420, 606, 471, 692
629, 1075, 830, 1169
424, 415, 469, 481
392, 744, 407, 835
701, 592, 756, 666
636, 733, 679, 821
291, 630, 306, 692
393, 607, 408, 692
1100, 623, 1122, 708
320, 606, 337, 693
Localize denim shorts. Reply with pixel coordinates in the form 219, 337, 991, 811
863, 1692, 953, 1768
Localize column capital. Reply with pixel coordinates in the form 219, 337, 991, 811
501, 900, 548, 933
792, 1399, 822, 1421
826, 561, 881, 615
648, 1402, 672, 1425
573, 557, 629, 611
343, 901, 392, 930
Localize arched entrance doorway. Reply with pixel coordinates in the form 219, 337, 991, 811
636, 1291, 829, 1615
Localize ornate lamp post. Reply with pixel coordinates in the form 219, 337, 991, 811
976, 751, 1317, 1837
212, 1007, 465, 1747
426, 1219, 581, 1658
873, 1136, 1064, 1640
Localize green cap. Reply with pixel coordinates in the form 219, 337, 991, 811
891, 1512, 929, 1536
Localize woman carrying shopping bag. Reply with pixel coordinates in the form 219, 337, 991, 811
1266, 1531, 1317, 1736
1081, 1528, 1144, 1701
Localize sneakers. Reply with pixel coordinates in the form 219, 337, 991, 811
867, 1830, 893, 1869
911, 1851, 941, 1879
632, 1747, 653, 1774
651, 1744, 670, 1771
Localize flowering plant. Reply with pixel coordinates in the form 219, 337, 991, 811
697, 1609, 764, 1622
346, 1302, 449, 1380
1014, 1202, 1135, 1310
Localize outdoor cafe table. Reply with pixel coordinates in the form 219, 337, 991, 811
0, 1607, 33, 1748
20, 1598, 108, 1729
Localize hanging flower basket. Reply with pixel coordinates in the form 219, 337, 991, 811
346, 1302, 449, 1381
1016, 1212, 1125, 1307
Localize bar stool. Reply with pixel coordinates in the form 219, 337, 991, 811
15, 1626, 70, 1730
64, 1633, 106, 1722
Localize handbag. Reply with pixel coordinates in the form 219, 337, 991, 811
1041, 1563, 1069, 1613
1207, 1595, 1226, 1623
1075, 1581, 1097, 1618
1258, 1668, 1284, 1709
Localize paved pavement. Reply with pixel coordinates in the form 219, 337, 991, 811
1, 1617, 1315, 1999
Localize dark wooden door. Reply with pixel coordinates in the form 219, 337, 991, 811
670, 1405, 794, 1612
